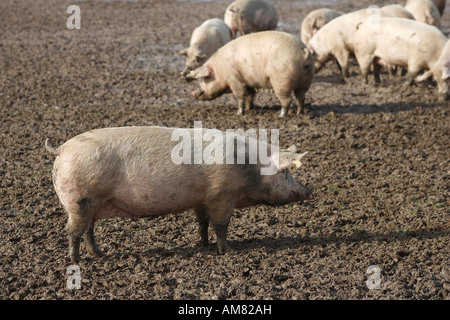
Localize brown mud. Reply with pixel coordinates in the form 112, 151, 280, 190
0, 0, 449, 299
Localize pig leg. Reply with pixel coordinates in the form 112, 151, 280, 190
67, 197, 97, 262
372, 62, 382, 84
403, 65, 420, 88
83, 218, 105, 258
276, 92, 293, 118
334, 49, 350, 79
294, 89, 306, 115
231, 82, 252, 115
236, 99, 246, 115
245, 89, 255, 111
194, 206, 209, 247
206, 197, 235, 254
355, 51, 373, 84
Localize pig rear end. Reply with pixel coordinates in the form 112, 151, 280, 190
404, 0, 441, 27
224, 0, 278, 38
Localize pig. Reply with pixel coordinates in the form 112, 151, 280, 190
224, 0, 278, 38
45, 126, 313, 262
178, 19, 232, 79
353, 17, 448, 99
380, 4, 415, 20
404, 0, 441, 27
186, 31, 314, 118
300, 8, 344, 45
415, 39, 450, 100
308, 9, 397, 79
431, 0, 446, 15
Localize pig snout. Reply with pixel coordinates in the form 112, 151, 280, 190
191, 88, 204, 100
293, 185, 314, 202
181, 67, 193, 81
306, 187, 314, 200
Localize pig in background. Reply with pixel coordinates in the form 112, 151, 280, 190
307, 9, 398, 80
178, 18, 232, 80
380, 4, 416, 20
353, 17, 449, 100
187, 31, 314, 118
224, 0, 278, 38
45, 126, 313, 262
300, 8, 344, 46
404, 0, 441, 27
430, 0, 446, 16
415, 39, 450, 100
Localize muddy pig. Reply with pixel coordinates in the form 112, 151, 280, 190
45, 126, 313, 262
187, 31, 314, 118
415, 39, 450, 100
300, 8, 344, 46
404, 0, 441, 27
224, 0, 278, 38
353, 17, 448, 99
178, 19, 232, 79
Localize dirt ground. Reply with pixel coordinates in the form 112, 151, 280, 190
0, 0, 449, 300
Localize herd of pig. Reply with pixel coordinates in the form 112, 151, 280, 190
179, 0, 449, 117
46, 0, 449, 262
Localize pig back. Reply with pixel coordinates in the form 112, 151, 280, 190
213, 31, 310, 88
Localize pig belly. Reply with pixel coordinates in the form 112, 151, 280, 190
375, 43, 409, 67
95, 184, 205, 220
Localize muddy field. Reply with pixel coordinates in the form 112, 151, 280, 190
0, 0, 449, 300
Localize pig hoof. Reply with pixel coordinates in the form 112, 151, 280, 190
89, 248, 106, 258
70, 253, 81, 264
278, 112, 286, 118
217, 242, 231, 255
196, 239, 209, 248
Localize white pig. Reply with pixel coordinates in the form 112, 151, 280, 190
187, 31, 314, 118
307, 9, 398, 79
224, 0, 278, 38
416, 39, 450, 100
45, 126, 313, 262
353, 17, 448, 99
178, 19, 232, 79
404, 0, 441, 27
300, 8, 344, 45
381, 4, 415, 19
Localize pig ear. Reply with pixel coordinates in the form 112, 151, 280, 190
442, 67, 450, 80
185, 65, 213, 81
196, 54, 207, 61
277, 151, 308, 170
177, 48, 188, 56
193, 65, 213, 79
